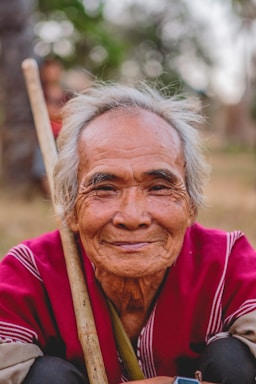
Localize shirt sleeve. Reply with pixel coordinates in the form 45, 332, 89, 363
0, 244, 59, 350
0, 340, 43, 384
209, 234, 256, 356
223, 234, 256, 325
229, 310, 256, 357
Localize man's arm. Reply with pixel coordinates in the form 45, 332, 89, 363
0, 340, 43, 384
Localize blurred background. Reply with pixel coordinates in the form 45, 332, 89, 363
0, 0, 255, 255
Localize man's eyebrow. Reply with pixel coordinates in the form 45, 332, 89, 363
145, 169, 179, 182
83, 169, 180, 187
86, 172, 117, 186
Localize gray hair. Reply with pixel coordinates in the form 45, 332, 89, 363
54, 82, 210, 217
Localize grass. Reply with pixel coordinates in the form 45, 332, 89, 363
0, 149, 255, 258
0, 190, 55, 257
198, 149, 256, 247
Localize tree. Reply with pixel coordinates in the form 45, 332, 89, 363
0, 0, 36, 190
35, 0, 214, 92
227, 0, 256, 144
0, 0, 215, 192
35, 0, 127, 79
109, 0, 213, 84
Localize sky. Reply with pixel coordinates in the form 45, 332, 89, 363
105, 0, 253, 104
184, 0, 246, 103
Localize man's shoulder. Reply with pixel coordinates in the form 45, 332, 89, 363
189, 221, 248, 243
187, 222, 229, 243
20, 230, 63, 264
4, 230, 69, 280
21, 230, 61, 250
186, 222, 254, 260
184, 222, 239, 259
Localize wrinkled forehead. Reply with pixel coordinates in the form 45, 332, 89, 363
77, 107, 185, 181
79, 106, 182, 152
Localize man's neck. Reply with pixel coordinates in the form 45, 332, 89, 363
95, 269, 167, 343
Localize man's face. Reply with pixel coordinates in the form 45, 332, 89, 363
69, 108, 195, 278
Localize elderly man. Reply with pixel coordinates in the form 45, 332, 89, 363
1, 83, 256, 384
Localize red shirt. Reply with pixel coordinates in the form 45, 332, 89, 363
1, 223, 256, 382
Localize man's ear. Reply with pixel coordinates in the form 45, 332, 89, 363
66, 210, 79, 232
188, 201, 197, 226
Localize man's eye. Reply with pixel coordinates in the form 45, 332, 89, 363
149, 184, 169, 191
93, 185, 116, 192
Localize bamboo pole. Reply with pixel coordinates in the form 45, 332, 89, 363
22, 58, 108, 384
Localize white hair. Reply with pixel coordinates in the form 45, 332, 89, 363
54, 82, 210, 217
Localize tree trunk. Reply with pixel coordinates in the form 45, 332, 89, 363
0, 0, 36, 192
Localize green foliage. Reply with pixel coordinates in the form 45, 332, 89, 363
36, 0, 127, 77
35, 0, 214, 92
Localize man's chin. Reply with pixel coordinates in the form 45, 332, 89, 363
102, 264, 167, 279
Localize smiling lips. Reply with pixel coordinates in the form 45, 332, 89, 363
110, 241, 151, 251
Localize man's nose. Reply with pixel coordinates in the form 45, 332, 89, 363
112, 188, 152, 229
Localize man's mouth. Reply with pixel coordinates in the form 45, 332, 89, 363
110, 241, 150, 251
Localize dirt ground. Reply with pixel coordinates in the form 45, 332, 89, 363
0, 149, 255, 258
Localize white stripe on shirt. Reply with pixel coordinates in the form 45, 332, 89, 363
8, 244, 42, 282
0, 321, 38, 343
138, 305, 157, 378
206, 231, 243, 341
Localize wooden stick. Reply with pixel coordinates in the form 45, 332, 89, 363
22, 58, 108, 384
